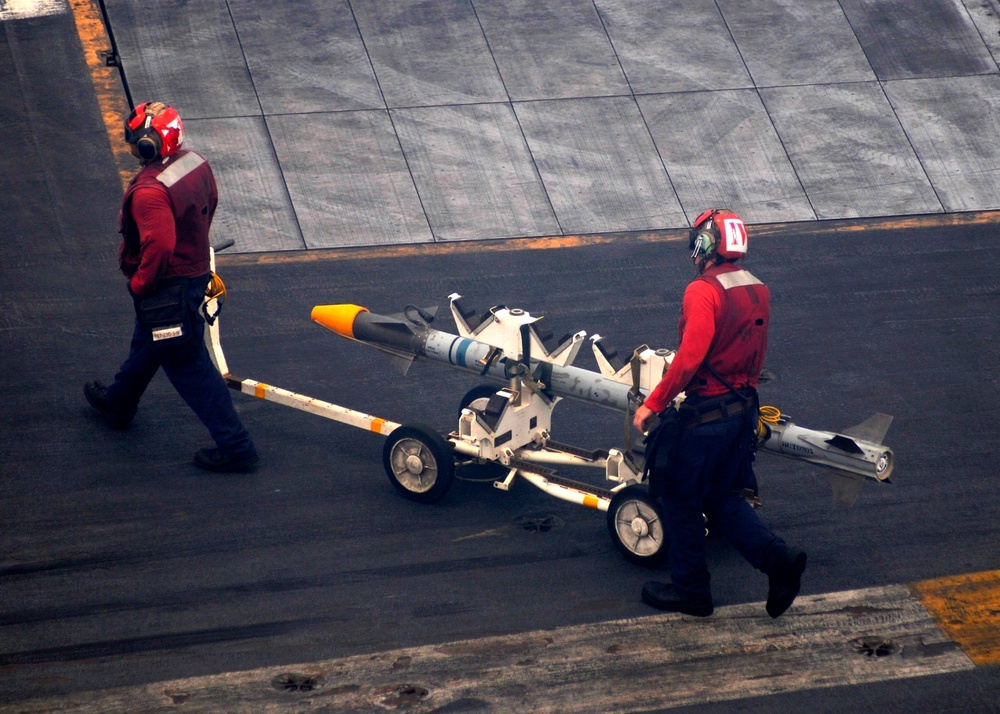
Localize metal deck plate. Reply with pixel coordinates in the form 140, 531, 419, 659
884, 75, 1000, 212
516, 96, 684, 234
719, 0, 876, 86
474, 0, 630, 101
761, 82, 943, 219
639, 89, 814, 225
104, 0, 259, 119
598, 0, 753, 93
393, 103, 560, 241
229, 0, 383, 114
351, 0, 508, 108
268, 110, 433, 248
842, 0, 997, 80
100, 0, 1000, 252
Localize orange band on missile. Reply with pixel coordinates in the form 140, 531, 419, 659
311, 304, 369, 338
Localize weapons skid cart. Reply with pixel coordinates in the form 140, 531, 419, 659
205, 253, 894, 565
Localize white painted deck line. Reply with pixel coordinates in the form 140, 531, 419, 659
0, 0, 65, 21
4, 583, 974, 713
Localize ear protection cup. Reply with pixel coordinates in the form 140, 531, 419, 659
136, 131, 161, 160
690, 228, 717, 260
689, 209, 720, 253
689, 209, 717, 251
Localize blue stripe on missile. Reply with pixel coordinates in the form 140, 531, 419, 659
452, 337, 472, 367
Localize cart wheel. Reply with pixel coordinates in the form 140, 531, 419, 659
382, 424, 455, 503
606, 485, 669, 566
458, 384, 499, 416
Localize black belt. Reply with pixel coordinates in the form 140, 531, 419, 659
678, 390, 755, 426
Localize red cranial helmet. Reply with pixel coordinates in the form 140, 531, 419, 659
124, 101, 184, 160
689, 208, 748, 261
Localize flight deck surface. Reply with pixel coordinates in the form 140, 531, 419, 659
2, 1, 999, 711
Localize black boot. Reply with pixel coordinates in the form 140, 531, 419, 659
641, 581, 713, 617
766, 549, 807, 618
84, 380, 135, 430
194, 447, 259, 473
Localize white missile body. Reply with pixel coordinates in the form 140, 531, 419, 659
763, 414, 893, 482
310, 302, 636, 411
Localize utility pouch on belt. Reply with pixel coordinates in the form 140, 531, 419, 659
136, 281, 199, 350
677, 391, 752, 426
642, 406, 681, 498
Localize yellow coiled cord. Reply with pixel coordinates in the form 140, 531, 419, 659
205, 272, 227, 304
757, 405, 781, 438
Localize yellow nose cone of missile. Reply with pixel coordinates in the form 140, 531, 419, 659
311, 304, 369, 338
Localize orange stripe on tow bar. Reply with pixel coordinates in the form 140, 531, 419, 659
370, 418, 386, 434
254, 383, 268, 399
582, 494, 600, 509
912, 570, 1000, 666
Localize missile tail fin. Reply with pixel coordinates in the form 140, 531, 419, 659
842, 412, 893, 443
387, 305, 438, 325
827, 470, 866, 507
386, 353, 415, 376
368, 346, 416, 376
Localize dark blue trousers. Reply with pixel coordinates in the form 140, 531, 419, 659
106, 282, 255, 459
662, 412, 785, 603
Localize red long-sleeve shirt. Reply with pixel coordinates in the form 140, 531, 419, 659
644, 264, 769, 413
124, 186, 177, 297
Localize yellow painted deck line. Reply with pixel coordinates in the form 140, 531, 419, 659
69, 0, 133, 190
912, 569, 1000, 666
750, 209, 1000, 238
216, 210, 1000, 267
3, 581, 985, 714
218, 229, 687, 267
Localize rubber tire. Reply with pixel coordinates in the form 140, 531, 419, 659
606, 484, 669, 566
458, 384, 500, 416
382, 424, 455, 504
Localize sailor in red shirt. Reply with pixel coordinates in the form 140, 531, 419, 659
85, 102, 257, 473
634, 209, 806, 619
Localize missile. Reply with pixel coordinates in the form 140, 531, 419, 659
310, 302, 635, 411
310, 300, 894, 491
758, 411, 894, 506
